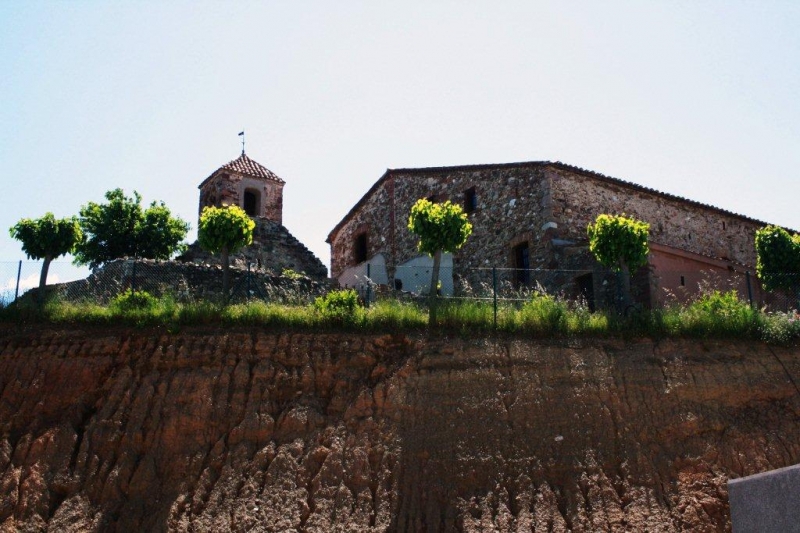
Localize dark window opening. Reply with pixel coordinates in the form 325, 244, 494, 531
576, 273, 595, 312
394, 278, 403, 291
680, 275, 685, 286
464, 187, 477, 213
723, 221, 726, 230
243, 190, 258, 217
513, 242, 530, 286
354, 233, 368, 264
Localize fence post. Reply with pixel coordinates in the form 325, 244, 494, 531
745, 271, 753, 308
365, 263, 371, 308
14, 260, 22, 302
131, 260, 137, 294
246, 262, 252, 298
492, 267, 497, 330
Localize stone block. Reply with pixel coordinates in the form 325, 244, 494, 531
728, 463, 800, 533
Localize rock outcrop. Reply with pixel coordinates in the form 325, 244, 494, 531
0, 327, 798, 531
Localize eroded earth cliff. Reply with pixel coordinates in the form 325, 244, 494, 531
0, 326, 798, 532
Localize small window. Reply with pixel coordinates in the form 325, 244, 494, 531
243, 189, 259, 217
513, 242, 530, 286
464, 187, 477, 214
354, 233, 368, 264
680, 275, 685, 287
722, 221, 726, 230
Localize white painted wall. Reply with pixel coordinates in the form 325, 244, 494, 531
394, 253, 454, 296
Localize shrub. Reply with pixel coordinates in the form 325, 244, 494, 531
518, 292, 568, 334
760, 311, 800, 345
683, 290, 760, 337
110, 289, 159, 313
314, 289, 364, 325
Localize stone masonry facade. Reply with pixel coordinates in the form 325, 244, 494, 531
198, 153, 285, 224
181, 218, 327, 280
328, 161, 776, 308
182, 153, 327, 280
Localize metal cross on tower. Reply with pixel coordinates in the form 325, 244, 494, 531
238, 130, 245, 154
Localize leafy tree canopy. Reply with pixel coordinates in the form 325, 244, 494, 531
74, 189, 189, 268
10, 212, 83, 299
587, 213, 650, 272
197, 205, 255, 255
407, 199, 473, 256
755, 225, 800, 292
9, 212, 82, 261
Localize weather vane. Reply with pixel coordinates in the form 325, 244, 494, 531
238, 130, 245, 155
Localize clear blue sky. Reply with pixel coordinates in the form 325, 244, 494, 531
2, 1, 799, 277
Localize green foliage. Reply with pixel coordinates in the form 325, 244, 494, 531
519, 292, 568, 333
680, 290, 761, 337
407, 199, 473, 256
110, 289, 159, 312
760, 311, 800, 345
281, 268, 304, 280
587, 214, 650, 271
9, 212, 82, 261
755, 225, 800, 292
314, 289, 364, 324
75, 189, 189, 268
197, 205, 255, 255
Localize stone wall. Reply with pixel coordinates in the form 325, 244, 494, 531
42, 258, 328, 304
329, 162, 771, 307
329, 165, 552, 280
199, 171, 284, 224
182, 218, 328, 281
546, 167, 761, 267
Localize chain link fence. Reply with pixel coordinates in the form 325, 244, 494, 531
344, 264, 800, 313
1, 259, 328, 307
0, 261, 90, 307
1, 259, 798, 314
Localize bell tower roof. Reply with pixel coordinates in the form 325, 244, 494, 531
198, 153, 285, 189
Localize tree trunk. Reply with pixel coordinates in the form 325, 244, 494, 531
222, 246, 230, 303
619, 261, 632, 313
38, 256, 52, 306
428, 250, 442, 325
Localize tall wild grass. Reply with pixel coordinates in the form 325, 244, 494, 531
1, 287, 798, 344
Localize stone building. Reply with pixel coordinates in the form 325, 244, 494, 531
327, 161, 777, 308
181, 152, 327, 280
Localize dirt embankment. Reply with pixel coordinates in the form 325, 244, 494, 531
0, 327, 798, 532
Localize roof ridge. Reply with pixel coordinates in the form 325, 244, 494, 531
198, 153, 285, 189
327, 160, 795, 243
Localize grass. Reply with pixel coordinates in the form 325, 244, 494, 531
1, 288, 798, 344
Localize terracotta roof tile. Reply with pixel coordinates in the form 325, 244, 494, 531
198, 153, 284, 189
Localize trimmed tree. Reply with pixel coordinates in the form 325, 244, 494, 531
9, 213, 82, 301
755, 225, 800, 306
75, 189, 189, 268
408, 199, 473, 321
197, 205, 255, 301
587, 214, 650, 310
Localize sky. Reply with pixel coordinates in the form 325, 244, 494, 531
1, 1, 799, 285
